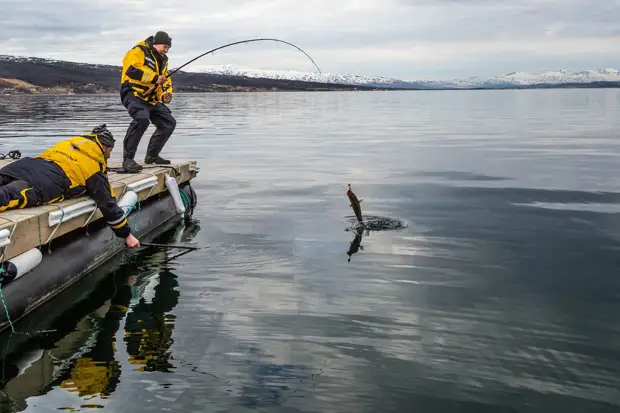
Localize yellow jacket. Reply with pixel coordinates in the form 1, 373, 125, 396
36, 135, 131, 238
120, 36, 173, 105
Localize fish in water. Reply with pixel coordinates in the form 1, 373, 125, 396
346, 184, 363, 222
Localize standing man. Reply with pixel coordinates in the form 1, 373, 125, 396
120, 31, 176, 173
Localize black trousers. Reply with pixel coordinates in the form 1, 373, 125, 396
0, 158, 71, 212
121, 92, 177, 160
0, 174, 43, 212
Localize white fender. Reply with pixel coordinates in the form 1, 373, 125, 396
165, 173, 185, 215
118, 190, 139, 216
126, 176, 158, 193
48, 200, 97, 227
0, 228, 11, 248
1, 248, 43, 282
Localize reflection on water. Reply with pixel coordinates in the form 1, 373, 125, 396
124, 268, 178, 373
0, 218, 199, 412
0, 91, 620, 412
346, 227, 364, 262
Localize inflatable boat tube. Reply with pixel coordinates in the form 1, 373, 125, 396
0, 181, 198, 333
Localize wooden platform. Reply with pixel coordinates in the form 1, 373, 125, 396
0, 158, 199, 261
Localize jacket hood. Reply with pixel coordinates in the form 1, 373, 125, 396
70, 135, 106, 167
136, 37, 168, 60
135, 38, 151, 48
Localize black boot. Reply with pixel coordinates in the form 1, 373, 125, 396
145, 155, 171, 165
123, 158, 143, 173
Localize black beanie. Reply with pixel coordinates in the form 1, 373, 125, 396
91, 124, 115, 148
153, 31, 172, 47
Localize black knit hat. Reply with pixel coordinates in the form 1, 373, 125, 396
91, 124, 115, 148
153, 31, 172, 47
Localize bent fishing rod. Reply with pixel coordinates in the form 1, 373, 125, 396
144, 38, 322, 97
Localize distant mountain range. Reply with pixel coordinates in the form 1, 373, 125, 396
199, 65, 620, 89
0, 54, 618, 94
0, 55, 375, 94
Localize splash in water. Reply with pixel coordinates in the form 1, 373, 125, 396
343, 216, 407, 262
344, 215, 407, 233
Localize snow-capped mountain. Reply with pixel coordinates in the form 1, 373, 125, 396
192, 65, 431, 89
447, 68, 620, 89
0, 55, 117, 71
196, 65, 620, 89
1, 54, 618, 90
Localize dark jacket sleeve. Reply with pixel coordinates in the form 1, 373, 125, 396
85, 171, 131, 239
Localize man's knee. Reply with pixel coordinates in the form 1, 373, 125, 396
165, 116, 177, 132
126, 113, 151, 138
154, 115, 176, 134
126, 99, 152, 128
151, 104, 176, 132
134, 115, 151, 131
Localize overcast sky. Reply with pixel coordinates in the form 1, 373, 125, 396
1, 0, 618, 80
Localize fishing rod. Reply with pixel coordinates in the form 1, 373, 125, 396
143, 38, 322, 97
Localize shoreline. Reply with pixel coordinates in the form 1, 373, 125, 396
2, 84, 619, 96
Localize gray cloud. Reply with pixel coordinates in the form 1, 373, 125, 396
0, 0, 618, 80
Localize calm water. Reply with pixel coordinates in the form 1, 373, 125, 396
0, 89, 619, 412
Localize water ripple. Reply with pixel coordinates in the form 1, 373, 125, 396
0, 90, 619, 413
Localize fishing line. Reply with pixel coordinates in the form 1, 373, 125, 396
144, 37, 322, 96
140, 242, 200, 251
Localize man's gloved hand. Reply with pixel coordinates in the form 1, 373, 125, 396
162, 93, 172, 104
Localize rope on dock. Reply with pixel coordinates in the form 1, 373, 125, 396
0, 151, 21, 161
43, 206, 65, 247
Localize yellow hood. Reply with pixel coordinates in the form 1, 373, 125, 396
69, 134, 107, 168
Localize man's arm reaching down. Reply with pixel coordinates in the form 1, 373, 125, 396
85, 171, 140, 247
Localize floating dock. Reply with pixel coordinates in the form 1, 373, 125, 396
0, 158, 199, 333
